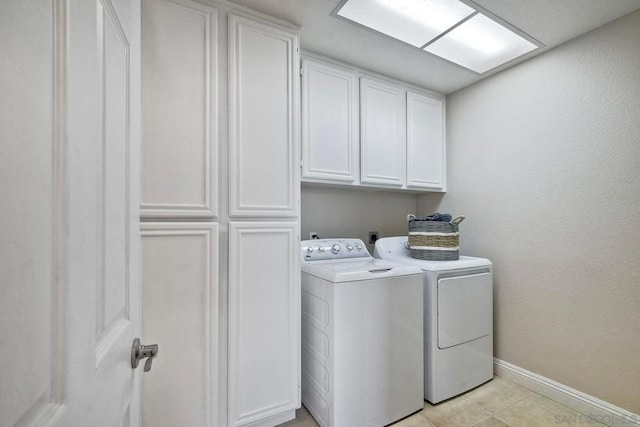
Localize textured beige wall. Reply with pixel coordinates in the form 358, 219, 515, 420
301, 185, 423, 253
418, 10, 640, 413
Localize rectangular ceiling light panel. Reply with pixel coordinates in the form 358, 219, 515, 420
424, 13, 538, 73
335, 0, 540, 74
337, 0, 475, 47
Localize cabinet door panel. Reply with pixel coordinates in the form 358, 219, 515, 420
229, 14, 299, 217
140, 223, 219, 427
141, 0, 218, 218
302, 59, 358, 182
407, 91, 445, 190
228, 222, 300, 427
360, 78, 405, 187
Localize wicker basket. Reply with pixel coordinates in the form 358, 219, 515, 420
407, 214, 465, 261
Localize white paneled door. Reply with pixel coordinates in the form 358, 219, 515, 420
360, 77, 406, 187
228, 222, 300, 427
406, 90, 446, 190
141, 0, 218, 219
0, 0, 141, 425
140, 223, 219, 427
301, 59, 359, 183
228, 13, 299, 218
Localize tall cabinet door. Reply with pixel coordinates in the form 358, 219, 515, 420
140, 1, 220, 426
228, 222, 300, 427
140, 223, 219, 427
141, 0, 218, 218
301, 59, 359, 183
360, 77, 406, 187
406, 91, 446, 190
228, 11, 300, 427
228, 13, 299, 218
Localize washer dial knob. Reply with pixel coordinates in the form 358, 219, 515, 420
307, 247, 315, 253
346, 244, 353, 251
355, 244, 363, 251
318, 246, 325, 253
331, 244, 341, 254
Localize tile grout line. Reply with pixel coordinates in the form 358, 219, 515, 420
468, 414, 494, 427
420, 395, 492, 426
461, 396, 500, 427
526, 392, 609, 426
490, 393, 536, 426
463, 386, 537, 426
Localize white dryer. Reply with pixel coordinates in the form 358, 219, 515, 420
300, 239, 424, 427
374, 236, 493, 404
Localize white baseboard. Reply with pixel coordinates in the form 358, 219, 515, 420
494, 358, 640, 427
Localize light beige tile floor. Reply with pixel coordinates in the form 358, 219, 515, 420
279, 377, 607, 427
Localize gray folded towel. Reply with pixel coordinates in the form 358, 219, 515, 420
411, 213, 452, 222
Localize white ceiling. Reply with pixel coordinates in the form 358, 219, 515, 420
227, 0, 640, 94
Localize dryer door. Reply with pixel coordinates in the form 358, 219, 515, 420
437, 272, 492, 349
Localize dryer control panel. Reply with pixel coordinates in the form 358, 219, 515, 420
301, 238, 370, 262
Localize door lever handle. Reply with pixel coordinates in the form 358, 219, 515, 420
131, 338, 159, 372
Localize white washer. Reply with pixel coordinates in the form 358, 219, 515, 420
374, 236, 494, 404
300, 238, 423, 427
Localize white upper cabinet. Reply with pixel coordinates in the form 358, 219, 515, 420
229, 14, 299, 217
300, 56, 446, 193
301, 59, 359, 183
141, 0, 218, 218
360, 77, 406, 187
406, 90, 446, 190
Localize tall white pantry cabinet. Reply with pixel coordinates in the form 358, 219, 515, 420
140, 0, 300, 426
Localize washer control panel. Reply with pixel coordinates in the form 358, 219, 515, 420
301, 238, 369, 262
